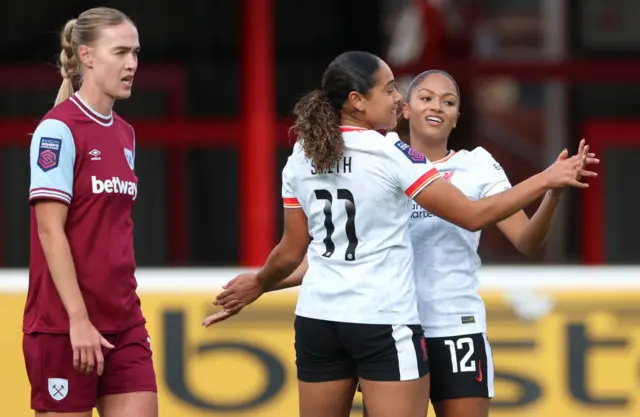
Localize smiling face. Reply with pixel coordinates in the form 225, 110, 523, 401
348, 59, 404, 130
402, 71, 460, 141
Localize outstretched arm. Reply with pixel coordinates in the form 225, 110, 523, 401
267, 255, 308, 292
496, 190, 562, 256
414, 146, 592, 232
497, 146, 599, 255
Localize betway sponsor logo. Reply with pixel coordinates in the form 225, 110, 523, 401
91, 176, 137, 199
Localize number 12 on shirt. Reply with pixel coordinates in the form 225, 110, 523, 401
314, 188, 358, 261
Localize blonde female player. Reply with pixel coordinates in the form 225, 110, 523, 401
24, 7, 157, 417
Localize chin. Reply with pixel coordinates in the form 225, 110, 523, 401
113, 90, 132, 100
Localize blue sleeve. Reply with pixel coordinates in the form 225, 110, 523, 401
29, 119, 76, 205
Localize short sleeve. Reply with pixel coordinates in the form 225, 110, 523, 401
472, 147, 512, 198
29, 119, 76, 205
384, 133, 441, 198
281, 154, 301, 209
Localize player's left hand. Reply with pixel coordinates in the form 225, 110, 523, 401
576, 139, 599, 180
202, 308, 239, 327
551, 139, 599, 195
213, 272, 264, 313
570, 138, 599, 178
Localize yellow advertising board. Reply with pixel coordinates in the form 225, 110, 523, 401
2, 268, 640, 416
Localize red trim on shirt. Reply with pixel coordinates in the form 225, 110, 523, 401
283, 197, 301, 208
405, 168, 441, 198
339, 126, 368, 133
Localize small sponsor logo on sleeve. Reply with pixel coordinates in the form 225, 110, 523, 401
37, 137, 62, 172
394, 141, 427, 164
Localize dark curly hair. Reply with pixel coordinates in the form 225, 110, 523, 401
394, 70, 460, 144
291, 51, 381, 174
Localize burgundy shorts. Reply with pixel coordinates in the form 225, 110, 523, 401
23, 323, 157, 413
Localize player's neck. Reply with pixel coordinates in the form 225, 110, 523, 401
410, 138, 449, 163
76, 84, 114, 117
339, 116, 373, 131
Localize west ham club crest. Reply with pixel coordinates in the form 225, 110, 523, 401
124, 148, 135, 170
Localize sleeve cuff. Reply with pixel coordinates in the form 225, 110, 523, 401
405, 168, 441, 198
283, 197, 301, 208
29, 188, 72, 205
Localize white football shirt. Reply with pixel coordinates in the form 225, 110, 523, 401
283, 128, 441, 325
409, 147, 512, 337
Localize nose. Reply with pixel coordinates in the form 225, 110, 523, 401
125, 53, 138, 70
428, 100, 442, 112
392, 89, 403, 104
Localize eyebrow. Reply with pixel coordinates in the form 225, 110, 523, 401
416, 87, 457, 98
112, 45, 141, 51
384, 79, 396, 88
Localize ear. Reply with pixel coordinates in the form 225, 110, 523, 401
453, 111, 460, 129
402, 102, 410, 120
347, 91, 366, 112
77, 45, 93, 69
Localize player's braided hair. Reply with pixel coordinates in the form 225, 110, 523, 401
291, 51, 381, 174
54, 7, 133, 107
393, 70, 460, 145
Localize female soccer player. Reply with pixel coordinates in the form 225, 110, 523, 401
24, 7, 157, 417
204, 52, 593, 417
209, 69, 597, 417
392, 69, 597, 417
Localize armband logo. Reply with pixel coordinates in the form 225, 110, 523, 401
37, 137, 62, 172
394, 141, 426, 164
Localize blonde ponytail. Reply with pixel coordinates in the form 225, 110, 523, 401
54, 19, 79, 106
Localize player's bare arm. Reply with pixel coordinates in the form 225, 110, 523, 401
35, 201, 85, 320
211, 208, 309, 314
257, 207, 309, 288
34, 201, 115, 376
202, 254, 308, 327
267, 254, 308, 292
497, 141, 599, 255
414, 143, 594, 232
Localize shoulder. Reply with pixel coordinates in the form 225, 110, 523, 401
34, 118, 73, 136
383, 131, 429, 164
30, 118, 77, 172
112, 112, 133, 132
468, 146, 496, 162
465, 147, 510, 186
112, 112, 131, 129
112, 112, 136, 142
39, 100, 90, 145
286, 141, 305, 163
43, 99, 82, 124
291, 141, 304, 155
32, 118, 75, 151
283, 142, 306, 173
468, 146, 502, 169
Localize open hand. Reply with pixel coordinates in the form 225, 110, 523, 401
544, 139, 598, 189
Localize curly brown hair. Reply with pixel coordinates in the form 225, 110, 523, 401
291, 51, 381, 174
291, 90, 343, 174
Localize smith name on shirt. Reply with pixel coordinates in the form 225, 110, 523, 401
311, 156, 353, 175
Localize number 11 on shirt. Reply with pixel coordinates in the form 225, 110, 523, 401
314, 188, 358, 261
